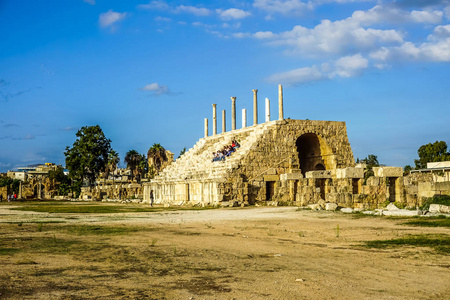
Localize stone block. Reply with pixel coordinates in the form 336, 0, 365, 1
373, 167, 403, 178
305, 170, 332, 179
429, 204, 450, 213
325, 202, 338, 211
308, 203, 322, 210
317, 199, 326, 209
386, 203, 400, 211
382, 210, 420, 216
341, 207, 354, 213
335, 167, 364, 179
279, 173, 303, 181
266, 168, 277, 175
263, 175, 279, 181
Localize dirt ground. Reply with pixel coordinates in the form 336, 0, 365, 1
0, 204, 449, 299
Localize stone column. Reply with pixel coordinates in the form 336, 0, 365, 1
265, 98, 270, 122
242, 108, 247, 128
278, 84, 284, 120
204, 118, 208, 138
222, 110, 226, 133
212, 104, 217, 135
252, 89, 258, 125
231, 97, 236, 130
19, 181, 22, 199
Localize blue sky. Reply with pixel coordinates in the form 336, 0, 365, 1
1, 0, 449, 172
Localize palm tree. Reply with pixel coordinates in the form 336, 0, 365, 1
136, 154, 148, 183
124, 149, 140, 182
147, 143, 167, 177
107, 150, 120, 184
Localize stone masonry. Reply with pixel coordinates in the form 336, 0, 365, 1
143, 118, 355, 206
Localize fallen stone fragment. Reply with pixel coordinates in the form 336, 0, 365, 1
429, 204, 450, 214
340, 207, 354, 213
308, 204, 322, 210
386, 203, 400, 211
325, 203, 338, 211
382, 209, 420, 216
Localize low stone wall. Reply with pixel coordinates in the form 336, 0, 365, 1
0, 186, 7, 200
80, 183, 143, 201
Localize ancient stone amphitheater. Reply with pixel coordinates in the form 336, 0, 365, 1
143, 85, 376, 207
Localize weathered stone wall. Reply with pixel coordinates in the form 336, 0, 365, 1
226, 119, 354, 204
141, 117, 450, 209
144, 119, 355, 206
80, 183, 143, 201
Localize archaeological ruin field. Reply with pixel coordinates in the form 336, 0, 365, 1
0, 201, 449, 299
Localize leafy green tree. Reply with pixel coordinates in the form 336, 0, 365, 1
0, 176, 13, 188
137, 154, 148, 182
360, 154, 380, 181
0, 176, 20, 194
179, 147, 187, 158
403, 165, 412, 176
48, 166, 71, 196
360, 154, 379, 167
64, 125, 114, 189
107, 150, 120, 183
147, 143, 167, 174
125, 149, 141, 182
414, 141, 450, 169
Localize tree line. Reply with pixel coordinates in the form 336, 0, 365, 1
357, 140, 450, 176
63, 125, 175, 197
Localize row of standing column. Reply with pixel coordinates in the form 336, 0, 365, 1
205, 84, 284, 137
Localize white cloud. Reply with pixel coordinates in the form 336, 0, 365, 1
174, 5, 211, 16
233, 32, 250, 38
83, 0, 95, 5
138, 1, 211, 16
410, 9, 443, 23
253, 31, 276, 39
370, 25, 450, 62
445, 6, 450, 19
269, 18, 403, 57
253, 0, 313, 16
430, 24, 450, 39
268, 54, 370, 85
268, 65, 325, 85
99, 10, 126, 28
332, 54, 369, 77
140, 83, 170, 96
217, 8, 251, 20
138, 1, 170, 10
351, 5, 443, 25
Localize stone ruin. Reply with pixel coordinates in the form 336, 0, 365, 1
141, 85, 409, 208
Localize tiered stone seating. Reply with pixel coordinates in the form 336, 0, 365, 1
152, 121, 277, 183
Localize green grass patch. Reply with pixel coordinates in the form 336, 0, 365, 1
0, 247, 21, 255
364, 234, 450, 254
10, 202, 219, 214
402, 217, 450, 228
56, 224, 156, 236
351, 212, 380, 219
0, 236, 81, 255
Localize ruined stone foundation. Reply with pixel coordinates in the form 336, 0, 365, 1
143, 119, 356, 206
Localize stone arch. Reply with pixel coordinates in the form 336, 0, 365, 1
33, 183, 44, 199
296, 132, 336, 175
315, 163, 325, 170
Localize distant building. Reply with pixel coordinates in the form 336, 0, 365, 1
8, 163, 61, 181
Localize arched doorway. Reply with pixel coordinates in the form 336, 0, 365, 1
33, 184, 44, 199
296, 133, 326, 175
